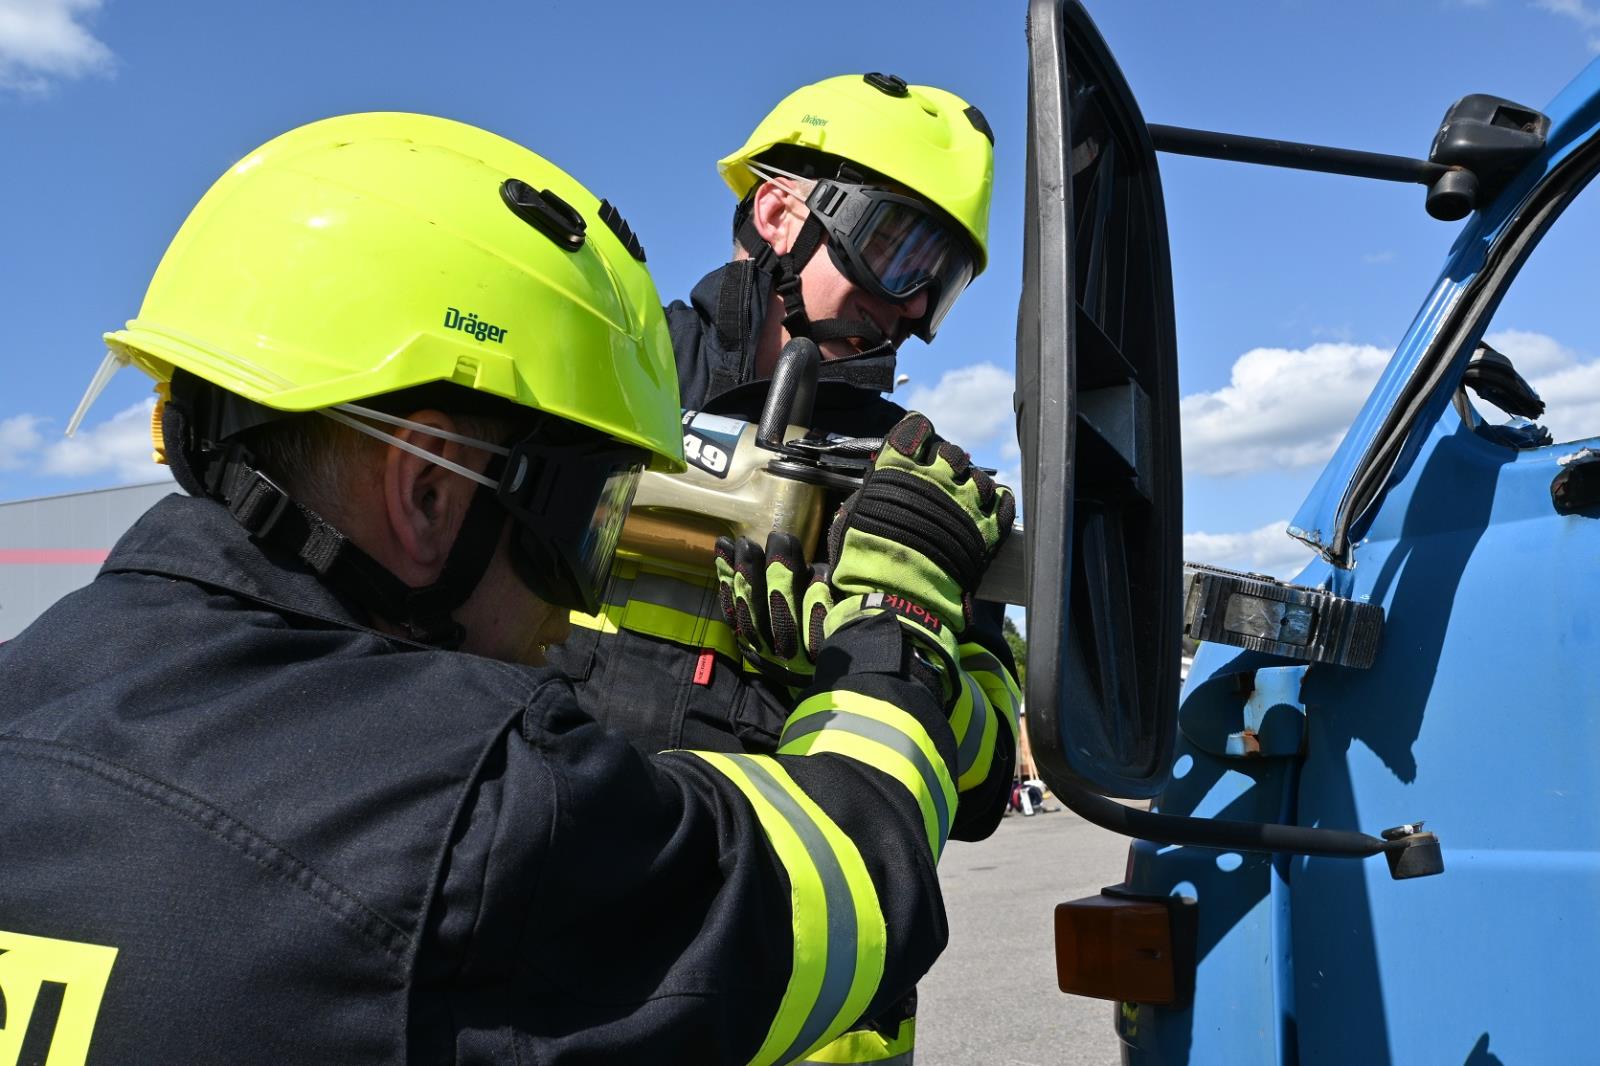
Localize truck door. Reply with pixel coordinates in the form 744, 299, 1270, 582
1270, 70, 1600, 1063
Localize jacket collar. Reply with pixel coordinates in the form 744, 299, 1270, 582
103, 493, 385, 635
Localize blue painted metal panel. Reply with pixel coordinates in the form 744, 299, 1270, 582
1123, 650, 1301, 1065
1291, 408, 1600, 1061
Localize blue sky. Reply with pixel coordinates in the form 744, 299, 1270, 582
3, 0, 1599, 577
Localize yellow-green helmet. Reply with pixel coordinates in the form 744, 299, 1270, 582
102, 111, 683, 474
718, 73, 993, 273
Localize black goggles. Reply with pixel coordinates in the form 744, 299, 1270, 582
497, 431, 645, 617
803, 179, 977, 341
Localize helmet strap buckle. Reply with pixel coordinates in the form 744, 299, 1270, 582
221, 461, 293, 542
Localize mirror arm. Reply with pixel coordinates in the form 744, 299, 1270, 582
1051, 777, 1444, 880
1149, 124, 1450, 186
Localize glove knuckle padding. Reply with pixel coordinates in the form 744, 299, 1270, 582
850, 468, 988, 586
993, 484, 1016, 538
885, 412, 936, 459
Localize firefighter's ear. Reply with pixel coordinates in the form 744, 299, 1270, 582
750, 180, 804, 256
381, 410, 478, 579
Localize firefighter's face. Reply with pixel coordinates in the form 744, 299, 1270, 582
753, 178, 929, 361
792, 237, 929, 359
461, 526, 572, 665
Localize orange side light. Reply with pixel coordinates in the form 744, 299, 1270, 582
1055, 888, 1192, 1006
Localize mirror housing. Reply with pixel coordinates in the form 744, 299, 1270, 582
1018, 0, 1184, 799
1427, 94, 1549, 219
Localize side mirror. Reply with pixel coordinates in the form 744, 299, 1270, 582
1018, 0, 1184, 799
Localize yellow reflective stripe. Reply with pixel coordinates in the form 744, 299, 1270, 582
779, 691, 957, 860
569, 563, 740, 659
960, 647, 1022, 715
960, 644, 1021, 744
947, 665, 998, 787
569, 604, 622, 635
798, 1017, 915, 1063
949, 668, 995, 790
619, 600, 740, 659
688, 752, 886, 1066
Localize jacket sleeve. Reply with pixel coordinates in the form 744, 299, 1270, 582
465, 612, 956, 1066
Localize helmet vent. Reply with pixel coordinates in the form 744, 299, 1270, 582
500, 179, 586, 251
863, 72, 909, 98
598, 199, 648, 262
964, 105, 994, 145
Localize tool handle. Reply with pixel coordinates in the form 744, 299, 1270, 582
757, 338, 821, 447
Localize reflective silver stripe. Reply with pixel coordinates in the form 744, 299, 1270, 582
954, 669, 988, 777
782, 710, 952, 845
739, 757, 861, 1064
605, 570, 716, 615
634, 570, 715, 613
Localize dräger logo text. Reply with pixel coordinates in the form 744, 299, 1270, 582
443, 307, 509, 343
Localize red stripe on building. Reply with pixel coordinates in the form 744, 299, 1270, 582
0, 549, 111, 565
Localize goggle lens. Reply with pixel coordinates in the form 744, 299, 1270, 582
500, 432, 646, 615
856, 198, 972, 298
577, 463, 642, 598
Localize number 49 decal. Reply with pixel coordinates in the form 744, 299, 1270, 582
683, 431, 731, 478
0, 929, 117, 1066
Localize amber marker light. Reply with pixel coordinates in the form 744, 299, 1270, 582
1054, 885, 1197, 1007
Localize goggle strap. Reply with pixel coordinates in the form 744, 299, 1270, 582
745, 159, 811, 187
320, 408, 501, 490
332, 403, 513, 455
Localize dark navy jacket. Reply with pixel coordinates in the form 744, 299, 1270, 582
0, 493, 950, 1064
666, 260, 909, 435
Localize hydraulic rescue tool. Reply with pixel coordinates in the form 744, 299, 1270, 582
617, 338, 1029, 605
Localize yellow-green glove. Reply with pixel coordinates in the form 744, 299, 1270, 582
715, 531, 833, 687
819, 412, 1015, 703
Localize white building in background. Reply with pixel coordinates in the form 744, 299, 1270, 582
0, 482, 173, 641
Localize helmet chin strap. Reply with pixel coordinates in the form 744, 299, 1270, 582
162, 377, 511, 649
735, 208, 894, 361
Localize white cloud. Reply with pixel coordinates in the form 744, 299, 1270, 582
1183, 521, 1315, 580
1362, 250, 1396, 265
0, 0, 113, 94
39, 398, 168, 484
1533, 0, 1600, 50
1180, 342, 1391, 476
1482, 328, 1577, 376
899, 362, 1015, 448
0, 414, 46, 469
0, 398, 171, 490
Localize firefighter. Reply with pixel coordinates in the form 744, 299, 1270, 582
549, 75, 1018, 1063
0, 113, 1013, 1065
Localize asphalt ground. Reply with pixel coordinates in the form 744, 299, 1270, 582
914, 803, 1131, 1066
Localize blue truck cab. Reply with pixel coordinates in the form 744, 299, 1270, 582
1016, 3, 1600, 1061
